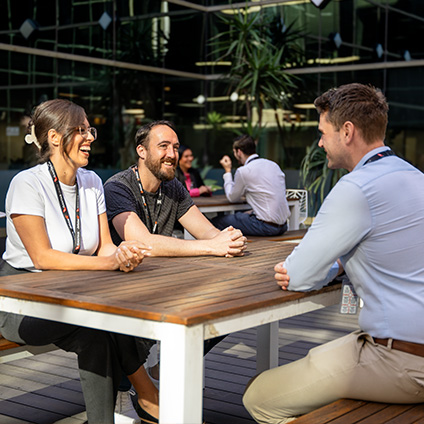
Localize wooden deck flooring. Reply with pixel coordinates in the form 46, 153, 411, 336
0, 304, 359, 424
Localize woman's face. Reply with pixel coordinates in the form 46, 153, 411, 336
179, 149, 194, 170
66, 118, 97, 169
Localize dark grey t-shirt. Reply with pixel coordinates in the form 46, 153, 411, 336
104, 166, 194, 244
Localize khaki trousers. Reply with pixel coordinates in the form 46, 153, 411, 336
243, 330, 424, 424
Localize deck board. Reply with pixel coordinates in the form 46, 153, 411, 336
0, 304, 359, 423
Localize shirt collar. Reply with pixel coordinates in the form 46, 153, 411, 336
353, 146, 391, 171
245, 154, 259, 165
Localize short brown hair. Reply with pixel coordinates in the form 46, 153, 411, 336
29, 99, 86, 163
314, 83, 388, 144
135, 120, 176, 148
232, 134, 256, 156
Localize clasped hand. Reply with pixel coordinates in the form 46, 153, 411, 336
115, 241, 152, 272
274, 261, 290, 290
215, 226, 247, 257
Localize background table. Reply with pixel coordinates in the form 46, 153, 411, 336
186, 194, 300, 238
0, 241, 341, 423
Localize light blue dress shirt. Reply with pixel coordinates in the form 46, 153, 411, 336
285, 146, 424, 343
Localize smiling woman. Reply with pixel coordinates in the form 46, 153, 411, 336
175, 145, 212, 197
0, 99, 160, 423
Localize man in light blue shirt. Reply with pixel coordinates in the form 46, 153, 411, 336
213, 135, 290, 236
243, 83, 424, 424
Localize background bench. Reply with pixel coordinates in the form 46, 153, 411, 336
294, 398, 424, 423
247, 228, 308, 242
0, 334, 58, 364
0, 333, 57, 364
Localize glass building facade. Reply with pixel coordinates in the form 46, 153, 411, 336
1, 0, 424, 174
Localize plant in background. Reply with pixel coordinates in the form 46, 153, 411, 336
207, 111, 226, 129
300, 139, 347, 216
192, 158, 222, 192
209, 6, 302, 139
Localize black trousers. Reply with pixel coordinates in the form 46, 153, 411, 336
0, 259, 153, 424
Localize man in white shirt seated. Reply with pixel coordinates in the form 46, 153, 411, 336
213, 135, 290, 236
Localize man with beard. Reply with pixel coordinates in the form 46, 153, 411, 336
104, 120, 247, 423
104, 120, 246, 256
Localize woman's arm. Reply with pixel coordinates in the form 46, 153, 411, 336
12, 212, 145, 272
96, 212, 148, 271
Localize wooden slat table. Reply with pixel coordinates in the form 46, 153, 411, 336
0, 241, 341, 424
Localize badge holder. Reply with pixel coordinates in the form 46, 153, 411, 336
340, 276, 359, 315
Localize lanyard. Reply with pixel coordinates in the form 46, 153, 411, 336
133, 166, 163, 234
246, 155, 260, 164
47, 160, 81, 254
363, 149, 395, 166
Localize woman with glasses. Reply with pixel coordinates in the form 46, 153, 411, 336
0, 99, 159, 423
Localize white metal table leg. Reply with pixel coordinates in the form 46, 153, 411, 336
256, 322, 279, 373
159, 323, 204, 424
288, 202, 300, 230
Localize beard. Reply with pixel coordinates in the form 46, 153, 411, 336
145, 155, 177, 182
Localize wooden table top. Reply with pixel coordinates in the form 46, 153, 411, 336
0, 241, 340, 326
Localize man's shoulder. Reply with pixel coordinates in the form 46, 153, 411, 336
246, 157, 283, 173
162, 178, 194, 207
163, 177, 187, 193
347, 156, 419, 188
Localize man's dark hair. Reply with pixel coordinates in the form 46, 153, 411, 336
135, 120, 176, 148
314, 83, 388, 144
232, 134, 256, 156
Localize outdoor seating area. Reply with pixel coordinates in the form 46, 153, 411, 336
1, 1, 424, 422
0, 303, 360, 424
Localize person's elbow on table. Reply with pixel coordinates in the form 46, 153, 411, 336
274, 261, 290, 291
278, 260, 342, 292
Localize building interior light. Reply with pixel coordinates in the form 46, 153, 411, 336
19, 19, 39, 39
123, 108, 145, 115
195, 61, 232, 67
307, 55, 360, 65
376, 44, 384, 58
58, 92, 80, 99
310, 0, 332, 9
99, 12, 112, 30
293, 103, 316, 109
195, 95, 206, 105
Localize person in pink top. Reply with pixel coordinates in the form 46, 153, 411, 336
175, 145, 212, 197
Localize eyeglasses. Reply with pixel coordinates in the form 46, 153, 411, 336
76, 126, 97, 140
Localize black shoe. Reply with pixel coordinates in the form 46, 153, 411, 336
129, 391, 158, 424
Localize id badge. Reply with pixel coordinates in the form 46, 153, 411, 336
340, 278, 359, 315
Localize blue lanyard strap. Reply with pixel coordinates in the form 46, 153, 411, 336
47, 160, 80, 254
363, 149, 395, 166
